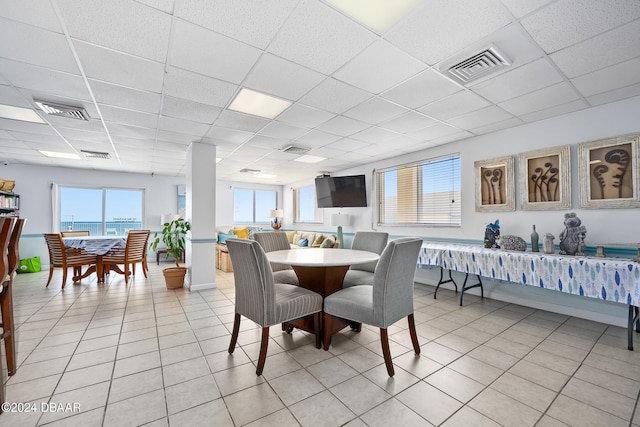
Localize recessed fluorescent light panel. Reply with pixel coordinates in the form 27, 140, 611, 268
39, 150, 81, 160
228, 88, 292, 119
0, 104, 45, 124
325, 0, 423, 33
294, 155, 327, 164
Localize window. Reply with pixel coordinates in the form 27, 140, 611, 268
376, 154, 461, 226
233, 188, 277, 223
293, 185, 323, 223
60, 187, 144, 235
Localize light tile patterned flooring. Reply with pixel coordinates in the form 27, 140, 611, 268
1, 262, 640, 426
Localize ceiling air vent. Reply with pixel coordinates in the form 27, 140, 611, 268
240, 168, 261, 174
445, 45, 510, 85
281, 145, 310, 155
81, 150, 110, 159
34, 100, 89, 121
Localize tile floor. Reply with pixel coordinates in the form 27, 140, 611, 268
1, 262, 640, 426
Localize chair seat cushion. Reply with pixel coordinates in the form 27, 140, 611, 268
324, 285, 375, 326
273, 283, 322, 326
342, 270, 374, 288
273, 269, 299, 286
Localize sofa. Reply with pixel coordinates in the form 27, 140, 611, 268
215, 226, 339, 248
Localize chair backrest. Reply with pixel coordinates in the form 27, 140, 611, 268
225, 238, 275, 326
351, 232, 389, 272
61, 230, 90, 237
0, 218, 15, 281
8, 218, 25, 275
373, 237, 423, 328
44, 233, 66, 268
253, 232, 292, 272
125, 230, 150, 262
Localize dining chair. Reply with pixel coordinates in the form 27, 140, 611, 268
102, 230, 150, 284
342, 231, 389, 288
253, 232, 299, 285
323, 237, 423, 376
2, 218, 24, 377
61, 230, 90, 277
43, 233, 98, 289
225, 238, 323, 376
0, 217, 12, 413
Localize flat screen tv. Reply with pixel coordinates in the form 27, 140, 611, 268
315, 174, 367, 208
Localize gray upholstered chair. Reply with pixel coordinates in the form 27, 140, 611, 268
323, 237, 423, 376
253, 232, 299, 286
225, 238, 323, 376
342, 231, 389, 288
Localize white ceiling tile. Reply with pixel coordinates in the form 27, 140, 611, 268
349, 127, 400, 144
174, 0, 298, 49
163, 67, 238, 107
156, 129, 201, 144
169, 19, 261, 85
418, 91, 490, 120
571, 56, 640, 97
379, 111, 438, 133
334, 39, 426, 94
158, 116, 211, 136
245, 135, 287, 150
0, 85, 33, 109
299, 78, 371, 114
205, 126, 253, 144
500, 0, 555, 18
161, 96, 221, 124
48, 116, 104, 132
430, 131, 474, 146
0, 59, 89, 100
586, 82, 640, 106
0, 118, 56, 135
74, 41, 165, 93
550, 19, 640, 78
406, 123, 462, 141
386, 0, 511, 65
6, 130, 67, 144
445, 106, 513, 130
213, 110, 268, 133
521, 0, 640, 53
268, 0, 376, 75
258, 121, 309, 139
343, 97, 408, 125
56, 0, 172, 62
0, 18, 78, 74
89, 80, 161, 114
243, 54, 326, 101
0, 0, 62, 32
469, 117, 524, 135
325, 138, 371, 152
0, 130, 14, 140
296, 129, 342, 146
136, 0, 175, 13
381, 69, 462, 109
106, 123, 157, 139
276, 104, 335, 129
316, 115, 371, 137
519, 99, 589, 123
384, 134, 423, 148
498, 82, 581, 116
99, 105, 158, 129
471, 58, 564, 103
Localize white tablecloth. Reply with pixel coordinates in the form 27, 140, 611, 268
63, 236, 127, 256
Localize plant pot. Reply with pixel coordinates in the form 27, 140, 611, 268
163, 267, 187, 289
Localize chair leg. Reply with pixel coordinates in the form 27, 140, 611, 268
228, 313, 241, 353
256, 327, 270, 376
142, 261, 148, 278
380, 328, 395, 377
408, 313, 420, 355
323, 312, 333, 351
46, 267, 54, 287
0, 279, 15, 375
61, 268, 68, 289
314, 312, 321, 349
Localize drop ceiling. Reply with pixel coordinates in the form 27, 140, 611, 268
1, 0, 639, 184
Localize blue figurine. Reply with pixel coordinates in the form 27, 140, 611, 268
484, 219, 500, 248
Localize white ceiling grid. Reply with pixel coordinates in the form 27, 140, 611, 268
0, 0, 638, 183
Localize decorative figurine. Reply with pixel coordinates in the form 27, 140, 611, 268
543, 233, 555, 254
484, 219, 500, 248
501, 235, 527, 251
559, 212, 587, 256
531, 225, 539, 252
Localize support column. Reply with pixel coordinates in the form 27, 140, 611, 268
185, 142, 217, 291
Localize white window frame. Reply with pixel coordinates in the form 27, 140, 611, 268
233, 188, 277, 224
293, 185, 323, 224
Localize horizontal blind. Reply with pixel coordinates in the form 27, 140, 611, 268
377, 154, 461, 226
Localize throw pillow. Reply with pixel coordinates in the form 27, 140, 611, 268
233, 228, 249, 239
320, 237, 335, 248
297, 238, 309, 247
285, 230, 296, 243
312, 234, 324, 247
218, 233, 235, 244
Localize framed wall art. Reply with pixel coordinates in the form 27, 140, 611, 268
519, 145, 571, 210
474, 156, 515, 212
579, 133, 640, 209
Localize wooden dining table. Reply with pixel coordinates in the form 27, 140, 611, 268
62, 236, 127, 283
266, 248, 379, 343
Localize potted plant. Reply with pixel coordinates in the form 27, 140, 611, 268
150, 217, 191, 288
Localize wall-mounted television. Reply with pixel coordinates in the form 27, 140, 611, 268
315, 174, 367, 208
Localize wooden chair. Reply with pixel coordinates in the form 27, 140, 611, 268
43, 233, 98, 289
323, 237, 423, 376
61, 230, 90, 277
225, 238, 323, 375
2, 218, 24, 378
102, 230, 150, 284
0, 217, 14, 412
